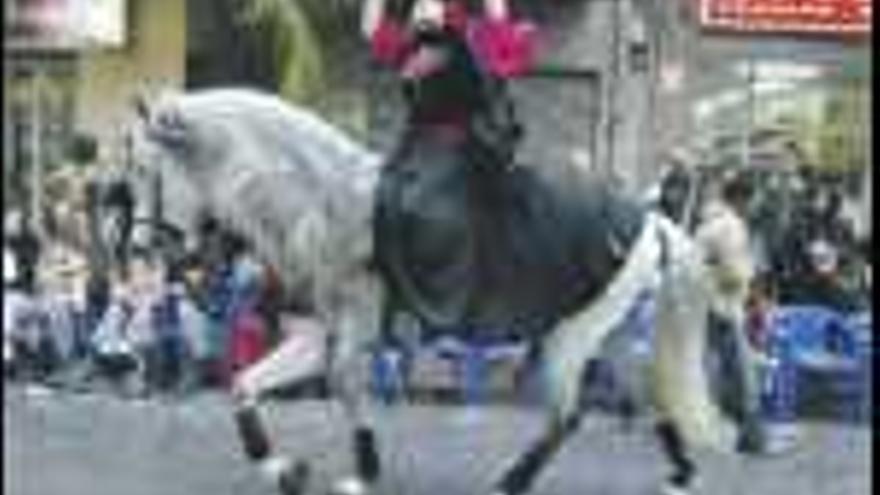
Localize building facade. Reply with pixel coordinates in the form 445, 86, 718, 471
4, 0, 185, 230
688, 0, 872, 170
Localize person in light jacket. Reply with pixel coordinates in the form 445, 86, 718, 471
695, 173, 767, 453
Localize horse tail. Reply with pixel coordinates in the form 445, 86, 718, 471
650, 215, 737, 452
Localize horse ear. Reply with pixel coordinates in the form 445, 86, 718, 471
132, 92, 152, 123
147, 100, 190, 150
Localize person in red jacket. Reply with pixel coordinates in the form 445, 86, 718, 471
362, 0, 536, 167
364, 0, 535, 76
367, 0, 540, 337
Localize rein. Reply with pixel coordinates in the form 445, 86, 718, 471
680, 169, 702, 233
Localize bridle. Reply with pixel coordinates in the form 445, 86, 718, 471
95, 165, 189, 278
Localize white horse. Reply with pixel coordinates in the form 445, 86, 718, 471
126, 88, 745, 495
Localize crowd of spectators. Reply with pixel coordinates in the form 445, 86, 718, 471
3, 207, 286, 398
660, 163, 871, 318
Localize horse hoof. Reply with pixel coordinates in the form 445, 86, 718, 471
736, 429, 768, 456
278, 461, 310, 495
659, 481, 693, 495
329, 477, 370, 495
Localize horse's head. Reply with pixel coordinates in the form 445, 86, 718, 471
123, 88, 381, 294
126, 90, 214, 260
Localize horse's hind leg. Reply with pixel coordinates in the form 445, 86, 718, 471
233, 402, 310, 495
492, 287, 644, 493
489, 326, 601, 495
492, 410, 585, 495
491, 215, 663, 495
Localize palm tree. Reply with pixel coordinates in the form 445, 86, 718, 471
235, 0, 368, 134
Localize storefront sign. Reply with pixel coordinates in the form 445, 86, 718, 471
5, 0, 127, 50
700, 0, 872, 35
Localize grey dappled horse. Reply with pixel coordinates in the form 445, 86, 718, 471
127, 88, 743, 495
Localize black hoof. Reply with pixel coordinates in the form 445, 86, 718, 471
327, 477, 371, 495
278, 461, 310, 495
736, 428, 767, 455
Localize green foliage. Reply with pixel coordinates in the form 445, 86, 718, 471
836, 48, 871, 84
238, 0, 327, 105
236, 0, 367, 132
67, 133, 98, 166
816, 81, 869, 173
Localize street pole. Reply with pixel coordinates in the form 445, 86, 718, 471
2, 66, 12, 207
30, 69, 44, 241
742, 49, 755, 171
863, 85, 872, 239
652, 0, 693, 177
605, 0, 622, 183
152, 168, 163, 252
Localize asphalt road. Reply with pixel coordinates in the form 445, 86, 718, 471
4, 385, 871, 495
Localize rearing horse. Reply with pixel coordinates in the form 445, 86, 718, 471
126, 88, 748, 495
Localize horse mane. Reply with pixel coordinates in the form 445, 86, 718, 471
145, 88, 382, 294
166, 88, 381, 174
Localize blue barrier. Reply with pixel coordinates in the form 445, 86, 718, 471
372, 333, 528, 404
373, 291, 658, 405
760, 305, 872, 423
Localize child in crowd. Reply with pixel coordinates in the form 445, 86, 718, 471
199, 256, 237, 387
127, 252, 190, 395
176, 273, 212, 393
89, 271, 139, 393
37, 241, 90, 375
225, 241, 269, 384
3, 281, 44, 379
3, 240, 76, 382
88, 252, 168, 396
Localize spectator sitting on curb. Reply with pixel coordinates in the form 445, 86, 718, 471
126, 252, 174, 396
89, 272, 138, 394
37, 240, 90, 381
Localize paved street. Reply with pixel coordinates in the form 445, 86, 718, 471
4, 385, 871, 495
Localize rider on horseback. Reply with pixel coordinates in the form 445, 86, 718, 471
365, 0, 540, 331
362, 0, 535, 167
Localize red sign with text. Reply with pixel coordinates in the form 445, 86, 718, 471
700, 0, 872, 34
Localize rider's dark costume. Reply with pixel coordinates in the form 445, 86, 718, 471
371, 7, 646, 339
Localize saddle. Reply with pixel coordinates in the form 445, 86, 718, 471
374, 133, 647, 340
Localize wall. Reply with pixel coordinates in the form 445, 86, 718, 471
513, 0, 657, 192
74, 0, 186, 164
520, 0, 673, 193
519, 0, 613, 179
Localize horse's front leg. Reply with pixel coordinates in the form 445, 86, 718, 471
492, 215, 663, 495
231, 324, 327, 495
326, 344, 382, 495
325, 276, 385, 495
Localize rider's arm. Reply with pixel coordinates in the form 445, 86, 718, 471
362, 0, 411, 66
361, 0, 388, 39
483, 0, 509, 19
471, 1, 536, 78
